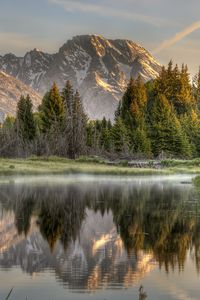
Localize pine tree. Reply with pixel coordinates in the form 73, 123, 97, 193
70, 91, 87, 158
90, 120, 102, 154
131, 76, 151, 154
61, 81, 74, 156
16, 95, 36, 142
154, 62, 195, 116
62, 80, 74, 114
86, 121, 95, 148
180, 110, 200, 156
99, 118, 113, 152
120, 77, 136, 127
61, 82, 88, 158
134, 127, 151, 157
154, 61, 175, 101
120, 76, 151, 155
33, 112, 43, 137
149, 94, 191, 158
0, 116, 16, 156
175, 64, 194, 115
112, 117, 130, 153
40, 82, 65, 132
192, 67, 200, 112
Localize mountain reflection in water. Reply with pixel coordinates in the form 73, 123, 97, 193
0, 175, 200, 294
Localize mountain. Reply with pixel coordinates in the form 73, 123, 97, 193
0, 71, 42, 122
0, 35, 161, 120
0, 210, 156, 290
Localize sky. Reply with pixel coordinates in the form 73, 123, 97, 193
0, 0, 200, 76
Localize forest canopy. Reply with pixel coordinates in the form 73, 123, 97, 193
1, 61, 200, 159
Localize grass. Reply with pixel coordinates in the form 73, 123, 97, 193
1, 156, 200, 176
161, 158, 200, 167
0, 157, 163, 176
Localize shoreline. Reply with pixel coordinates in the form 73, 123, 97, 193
1, 157, 200, 176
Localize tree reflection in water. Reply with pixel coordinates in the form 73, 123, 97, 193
1, 177, 200, 274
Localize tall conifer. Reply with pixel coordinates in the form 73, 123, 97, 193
149, 94, 191, 157
16, 95, 36, 142
40, 82, 65, 132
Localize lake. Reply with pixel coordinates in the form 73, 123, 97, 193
0, 174, 200, 300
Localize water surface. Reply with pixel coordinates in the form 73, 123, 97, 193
0, 174, 200, 300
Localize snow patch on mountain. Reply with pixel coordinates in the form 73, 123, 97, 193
0, 35, 161, 120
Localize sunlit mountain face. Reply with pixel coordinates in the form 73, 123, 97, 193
0, 175, 200, 299
0, 35, 161, 121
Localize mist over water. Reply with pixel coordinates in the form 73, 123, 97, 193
0, 174, 200, 300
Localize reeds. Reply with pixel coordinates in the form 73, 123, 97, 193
5, 288, 13, 300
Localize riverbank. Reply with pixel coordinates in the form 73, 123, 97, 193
1, 156, 200, 176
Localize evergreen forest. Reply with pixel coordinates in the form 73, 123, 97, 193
1, 61, 200, 159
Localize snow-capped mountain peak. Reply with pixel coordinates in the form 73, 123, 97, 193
0, 34, 161, 120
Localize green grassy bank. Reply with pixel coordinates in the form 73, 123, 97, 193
1, 156, 200, 176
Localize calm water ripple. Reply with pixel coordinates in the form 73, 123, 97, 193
0, 174, 200, 300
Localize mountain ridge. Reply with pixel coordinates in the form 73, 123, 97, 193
0, 34, 161, 120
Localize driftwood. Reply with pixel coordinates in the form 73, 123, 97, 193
128, 160, 162, 169
106, 160, 162, 169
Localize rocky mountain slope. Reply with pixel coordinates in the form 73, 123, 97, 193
0, 35, 161, 120
0, 71, 42, 121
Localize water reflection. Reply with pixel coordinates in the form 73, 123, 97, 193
0, 175, 200, 293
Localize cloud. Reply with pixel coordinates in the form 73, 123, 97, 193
154, 20, 200, 54
48, 0, 162, 26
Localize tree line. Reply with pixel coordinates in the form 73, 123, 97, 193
1, 61, 200, 159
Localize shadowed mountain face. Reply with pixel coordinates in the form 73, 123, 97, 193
0, 35, 161, 120
0, 175, 200, 293
0, 71, 42, 121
